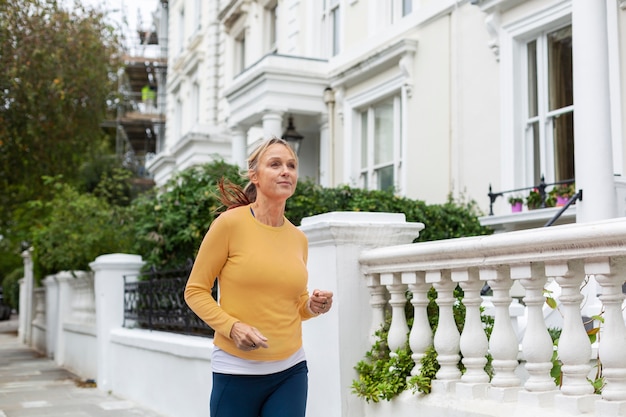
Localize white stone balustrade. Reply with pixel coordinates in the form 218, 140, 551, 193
359, 217, 626, 415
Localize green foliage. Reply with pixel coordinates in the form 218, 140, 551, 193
130, 159, 243, 270
0, 0, 124, 239
287, 182, 491, 242
130, 162, 491, 271
1, 267, 23, 311
29, 178, 134, 279
352, 287, 494, 402
352, 322, 418, 402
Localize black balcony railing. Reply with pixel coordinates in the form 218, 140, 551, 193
488, 176, 577, 214
123, 262, 215, 337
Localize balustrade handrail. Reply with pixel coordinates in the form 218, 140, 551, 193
358, 217, 626, 406
360, 217, 626, 271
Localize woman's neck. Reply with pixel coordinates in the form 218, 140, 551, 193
251, 200, 285, 227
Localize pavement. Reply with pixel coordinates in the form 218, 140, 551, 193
0, 315, 168, 417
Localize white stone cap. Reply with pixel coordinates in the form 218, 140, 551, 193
301, 211, 408, 226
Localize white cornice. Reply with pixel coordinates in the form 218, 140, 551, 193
330, 39, 418, 90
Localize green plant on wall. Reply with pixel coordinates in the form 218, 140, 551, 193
352, 287, 494, 402
544, 289, 605, 393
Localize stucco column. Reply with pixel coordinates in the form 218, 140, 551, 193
230, 126, 247, 169
53, 271, 73, 366
299, 212, 423, 417
89, 253, 144, 392
19, 248, 34, 345
572, 0, 617, 222
262, 111, 284, 139
43, 275, 58, 358
318, 114, 331, 187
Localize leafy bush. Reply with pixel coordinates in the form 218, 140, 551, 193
1, 266, 23, 311
352, 287, 494, 402
130, 161, 491, 271
288, 182, 490, 242
130, 159, 243, 271
29, 178, 135, 279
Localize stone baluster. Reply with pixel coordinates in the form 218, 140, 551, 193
456, 267, 489, 384
404, 271, 432, 376
381, 272, 409, 354
513, 262, 556, 406
549, 259, 596, 414
587, 257, 626, 406
429, 270, 461, 383
366, 273, 388, 345
481, 265, 520, 400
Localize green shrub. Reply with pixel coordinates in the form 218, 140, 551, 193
288, 182, 490, 242
352, 287, 494, 402
29, 178, 134, 279
130, 159, 243, 271
1, 266, 23, 311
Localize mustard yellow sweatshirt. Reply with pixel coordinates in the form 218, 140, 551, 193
184, 204, 315, 361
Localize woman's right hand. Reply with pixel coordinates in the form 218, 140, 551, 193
230, 322, 269, 351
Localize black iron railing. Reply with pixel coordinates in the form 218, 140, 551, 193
123, 262, 216, 337
488, 176, 578, 216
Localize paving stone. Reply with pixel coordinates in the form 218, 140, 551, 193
0, 317, 167, 417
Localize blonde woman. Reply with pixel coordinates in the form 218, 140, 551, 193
185, 136, 333, 417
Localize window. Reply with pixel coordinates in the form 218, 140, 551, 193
191, 81, 199, 126
235, 31, 246, 73
193, 0, 201, 32
265, 3, 278, 52
359, 96, 401, 192
402, 0, 412, 17
322, 0, 340, 57
177, 7, 185, 53
174, 97, 182, 141
523, 24, 573, 185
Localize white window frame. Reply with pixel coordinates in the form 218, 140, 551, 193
193, 0, 201, 32
264, 2, 278, 53
346, 77, 405, 193
499, 2, 572, 190
321, 0, 341, 57
190, 80, 199, 127
521, 24, 573, 186
358, 95, 402, 192
177, 6, 185, 54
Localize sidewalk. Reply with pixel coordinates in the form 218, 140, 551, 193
0, 315, 167, 417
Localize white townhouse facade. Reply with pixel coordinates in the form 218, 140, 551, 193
147, 0, 626, 230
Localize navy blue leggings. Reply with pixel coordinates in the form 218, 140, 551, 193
210, 361, 308, 417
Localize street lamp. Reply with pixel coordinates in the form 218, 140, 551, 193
282, 115, 304, 156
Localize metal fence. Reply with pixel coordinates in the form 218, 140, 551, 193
123, 263, 216, 337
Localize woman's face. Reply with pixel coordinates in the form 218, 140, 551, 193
251, 143, 298, 202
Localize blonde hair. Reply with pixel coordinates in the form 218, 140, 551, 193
216, 136, 297, 210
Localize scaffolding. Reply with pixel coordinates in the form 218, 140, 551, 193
109, 3, 168, 180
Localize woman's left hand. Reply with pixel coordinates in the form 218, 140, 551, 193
309, 289, 333, 315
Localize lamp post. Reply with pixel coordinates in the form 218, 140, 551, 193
282, 115, 304, 155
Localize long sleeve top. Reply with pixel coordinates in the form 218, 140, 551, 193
184, 204, 316, 361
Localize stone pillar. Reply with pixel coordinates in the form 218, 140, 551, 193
318, 113, 331, 187
262, 111, 283, 139
53, 271, 74, 367
19, 248, 34, 345
572, 0, 616, 222
230, 126, 247, 169
90, 254, 144, 392
299, 212, 423, 417
43, 275, 58, 358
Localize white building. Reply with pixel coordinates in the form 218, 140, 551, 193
147, 0, 626, 228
